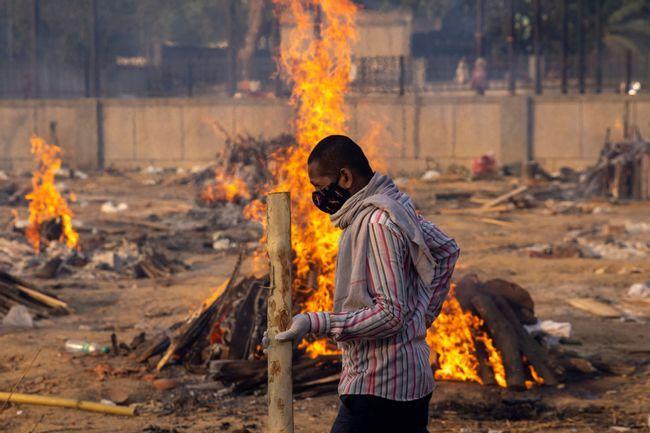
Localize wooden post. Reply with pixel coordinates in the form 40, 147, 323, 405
266, 192, 293, 433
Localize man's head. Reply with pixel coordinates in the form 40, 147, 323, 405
307, 135, 374, 214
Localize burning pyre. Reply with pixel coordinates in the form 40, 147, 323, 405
25, 135, 79, 252
174, 0, 550, 390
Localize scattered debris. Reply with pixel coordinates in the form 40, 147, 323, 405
1, 305, 34, 329
627, 282, 650, 299
471, 153, 498, 179
421, 170, 441, 182
101, 201, 129, 214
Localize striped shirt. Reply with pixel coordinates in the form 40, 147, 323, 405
306, 207, 459, 401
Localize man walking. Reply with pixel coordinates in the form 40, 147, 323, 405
275, 135, 460, 433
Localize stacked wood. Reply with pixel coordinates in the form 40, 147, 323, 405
582, 128, 650, 200
0, 270, 72, 319
134, 254, 269, 370
454, 274, 558, 389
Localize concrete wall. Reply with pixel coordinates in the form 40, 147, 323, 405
0, 99, 98, 171
1, 95, 648, 175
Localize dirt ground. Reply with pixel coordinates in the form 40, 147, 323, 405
0, 169, 649, 433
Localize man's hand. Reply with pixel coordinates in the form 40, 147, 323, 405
274, 314, 311, 342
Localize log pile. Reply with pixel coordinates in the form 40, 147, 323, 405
454, 274, 558, 389
582, 128, 650, 200
0, 270, 71, 319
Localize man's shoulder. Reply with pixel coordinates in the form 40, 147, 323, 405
365, 208, 403, 237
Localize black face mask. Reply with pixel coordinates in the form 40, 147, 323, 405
312, 177, 351, 214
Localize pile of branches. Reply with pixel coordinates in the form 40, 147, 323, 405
582, 128, 650, 200
132, 255, 341, 397
180, 129, 294, 205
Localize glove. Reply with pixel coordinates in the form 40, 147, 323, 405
274, 314, 311, 342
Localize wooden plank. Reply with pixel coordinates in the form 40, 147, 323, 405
567, 298, 622, 318
481, 185, 528, 209
439, 204, 513, 215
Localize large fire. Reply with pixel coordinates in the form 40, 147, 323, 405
236, 0, 518, 387
25, 135, 79, 251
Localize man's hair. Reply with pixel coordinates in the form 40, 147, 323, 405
308, 135, 374, 179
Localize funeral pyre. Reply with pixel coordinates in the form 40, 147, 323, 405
129, 0, 596, 397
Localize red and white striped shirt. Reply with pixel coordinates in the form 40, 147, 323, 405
306, 206, 459, 401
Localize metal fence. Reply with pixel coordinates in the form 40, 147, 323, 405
1, 50, 648, 99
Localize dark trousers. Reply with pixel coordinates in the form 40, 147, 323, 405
330, 393, 431, 433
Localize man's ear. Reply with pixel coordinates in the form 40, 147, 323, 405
339, 168, 354, 189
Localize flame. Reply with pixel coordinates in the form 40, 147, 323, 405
25, 135, 79, 251
426, 286, 508, 387
237, 0, 514, 385
241, 0, 358, 357
426, 294, 483, 384
202, 172, 251, 204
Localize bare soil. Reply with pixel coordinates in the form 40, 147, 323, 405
1, 171, 649, 433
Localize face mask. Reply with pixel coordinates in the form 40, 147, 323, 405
311, 177, 351, 214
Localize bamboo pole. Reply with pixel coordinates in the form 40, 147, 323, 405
266, 192, 293, 433
0, 392, 135, 416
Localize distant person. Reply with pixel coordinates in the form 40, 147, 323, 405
272, 135, 460, 433
455, 57, 469, 85
471, 57, 488, 95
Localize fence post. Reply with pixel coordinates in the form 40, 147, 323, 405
595, 0, 603, 93
533, 0, 542, 95
578, 0, 586, 94
266, 192, 294, 433
625, 50, 632, 94
186, 61, 194, 97
30, 0, 40, 98
399, 56, 405, 96
561, 0, 568, 94
506, 0, 515, 95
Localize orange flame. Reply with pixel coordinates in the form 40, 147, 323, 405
241, 0, 358, 357
202, 172, 251, 204
238, 0, 514, 386
25, 135, 79, 251
427, 288, 508, 388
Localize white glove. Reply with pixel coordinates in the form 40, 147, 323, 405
274, 314, 311, 342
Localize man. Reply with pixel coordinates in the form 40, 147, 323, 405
275, 135, 459, 433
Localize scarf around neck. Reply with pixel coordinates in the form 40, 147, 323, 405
329, 173, 437, 312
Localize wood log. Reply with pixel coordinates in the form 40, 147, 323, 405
493, 296, 558, 386
454, 273, 481, 311
470, 293, 526, 389
228, 279, 264, 360
481, 279, 536, 325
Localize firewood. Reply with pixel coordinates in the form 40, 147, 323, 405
493, 297, 558, 386
481, 279, 536, 325
470, 293, 526, 389
228, 279, 265, 360
0, 271, 71, 319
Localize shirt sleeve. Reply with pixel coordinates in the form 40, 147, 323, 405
420, 219, 460, 327
305, 221, 408, 342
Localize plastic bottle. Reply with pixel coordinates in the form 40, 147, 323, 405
65, 339, 110, 355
